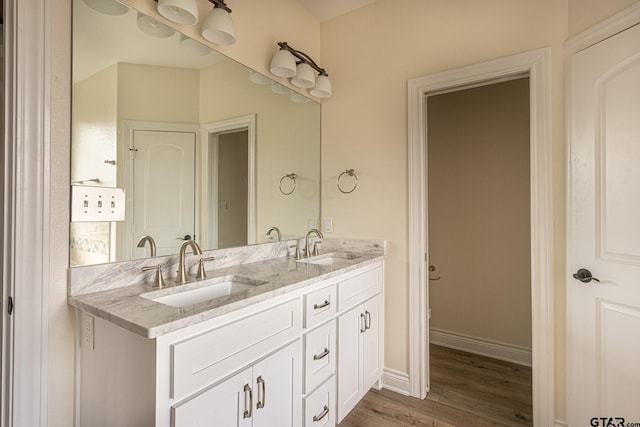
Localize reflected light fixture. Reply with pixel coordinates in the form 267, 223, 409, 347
157, 0, 198, 25
269, 42, 332, 98
137, 12, 176, 38
201, 0, 236, 45
180, 34, 212, 56
83, 0, 129, 16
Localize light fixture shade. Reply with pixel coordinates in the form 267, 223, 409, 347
291, 62, 316, 89
310, 74, 332, 98
249, 70, 271, 85
201, 7, 236, 45
290, 92, 310, 103
270, 49, 297, 78
137, 13, 176, 38
157, 0, 198, 25
83, 0, 129, 16
180, 34, 212, 56
270, 81, 291, 95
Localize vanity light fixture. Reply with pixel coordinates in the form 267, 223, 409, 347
137, 12, 176, 38
157, 0, 198, 25
83, 0, 129, 16
269, 42, 332, 98
201, 0, 236, 45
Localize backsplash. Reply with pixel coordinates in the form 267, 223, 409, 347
68, 238, 385, 296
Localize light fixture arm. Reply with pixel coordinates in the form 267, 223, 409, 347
277, 42, 328, 76
209, 0, 231, 13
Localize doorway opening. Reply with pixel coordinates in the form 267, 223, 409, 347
426, 77, 533, 424
407, 49, 554, 424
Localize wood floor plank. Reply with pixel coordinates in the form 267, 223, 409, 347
338, 345, 533, 427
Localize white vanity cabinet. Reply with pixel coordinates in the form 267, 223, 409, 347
172, 340, 301, 427
76, 260, 384, 427
336, 268, 384, 422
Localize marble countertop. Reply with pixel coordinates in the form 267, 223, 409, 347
68, 251, 383, 339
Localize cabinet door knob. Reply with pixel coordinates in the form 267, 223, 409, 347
360, 313, 366, 333
313, 299, 330, 310
365, 310, 372, 330
256, 376, 266, 409
313, 347, 330, 361
313, 405, 330, 422
243, 384, 253, 419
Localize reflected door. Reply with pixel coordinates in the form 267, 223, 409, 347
568, 22, 640, 423
129, 129, 196, 258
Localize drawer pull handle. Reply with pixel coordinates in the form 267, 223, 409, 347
313, 405, 330, 422
313, 299, 330, 310
365, 310, 372, 331
256, 376, 266, 409
360, 313, 366, 333
243, 384, 253, 419
313, 347, 330, 361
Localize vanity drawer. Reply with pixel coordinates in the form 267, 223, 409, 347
170, 298, 302, 400
338, 267, 382, 311
304, 284, 337, 329
304, 319, 336, 394
304, 376, 336, 427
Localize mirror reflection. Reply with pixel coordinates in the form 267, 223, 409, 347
70, 0, 321, 266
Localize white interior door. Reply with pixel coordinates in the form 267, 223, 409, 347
130, 129, 196, 258
568, 22, 640, 424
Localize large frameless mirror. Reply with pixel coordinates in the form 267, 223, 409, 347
70, 0, 321, 266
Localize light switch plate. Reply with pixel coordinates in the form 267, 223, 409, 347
71, 185, 126, 222
322, 217, 333, 233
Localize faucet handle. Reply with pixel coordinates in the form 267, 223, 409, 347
142, 264, 165, 288
196, 256, 216, 280
289, 244, 301, 260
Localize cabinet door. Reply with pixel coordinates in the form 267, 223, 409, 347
252, 341, 302, 427
361, 295, 382, 392
172, 367, 252, 427
337, 305, 364, 422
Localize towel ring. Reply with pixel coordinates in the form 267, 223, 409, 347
337, 169, 358, 194
279, 173, 297, 195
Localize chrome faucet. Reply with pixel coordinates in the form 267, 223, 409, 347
176, 240, 202, 283
136, 235, 157, 257
266, 226, 281, 242
304, 228, 323, 257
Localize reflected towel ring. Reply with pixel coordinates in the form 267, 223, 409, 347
279, 173, 297, 195
337, 169, 358, 194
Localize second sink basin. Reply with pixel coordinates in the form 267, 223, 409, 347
296, 252, 361, 266
142, 275, 268, 308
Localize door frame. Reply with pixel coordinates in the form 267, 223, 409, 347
201, 115, 256, 249
407, 48, 555, 425
565, 3, 640, 424
121, 121, 200, 259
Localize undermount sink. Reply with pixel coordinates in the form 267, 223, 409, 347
296, 252, 361, 266
141, 275, 268, 308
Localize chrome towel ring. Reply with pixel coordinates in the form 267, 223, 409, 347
279, 173, 297, 195
337, 169, 358, 194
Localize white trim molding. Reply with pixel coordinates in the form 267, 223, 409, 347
407, 48, 555, 426
381, 368, 411, 396
430, 328, 532, 367
2, 0, 51, 424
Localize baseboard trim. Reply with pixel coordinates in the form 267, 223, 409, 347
381, 368, 411, 396
430, 328, 532, 367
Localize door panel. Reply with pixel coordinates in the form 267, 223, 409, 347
568, 22, 640, 424
131, 130, 196, 257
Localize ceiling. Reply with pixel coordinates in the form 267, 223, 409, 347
296, 0, 376, 23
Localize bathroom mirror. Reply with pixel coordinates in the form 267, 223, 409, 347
70, 0, 320, 266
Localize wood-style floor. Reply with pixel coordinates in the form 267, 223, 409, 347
338, 344, 532, 427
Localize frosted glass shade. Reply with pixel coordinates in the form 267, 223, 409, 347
157, 0, 198, 25
201, 7, 236, 45
180, 35, 212, 56
137, 13, 176, 38
310, 74, 332, 98
83, 0, 129, 16
270, 49, 297, 78
291, 63, 315, 89
271, 81, 291, 95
